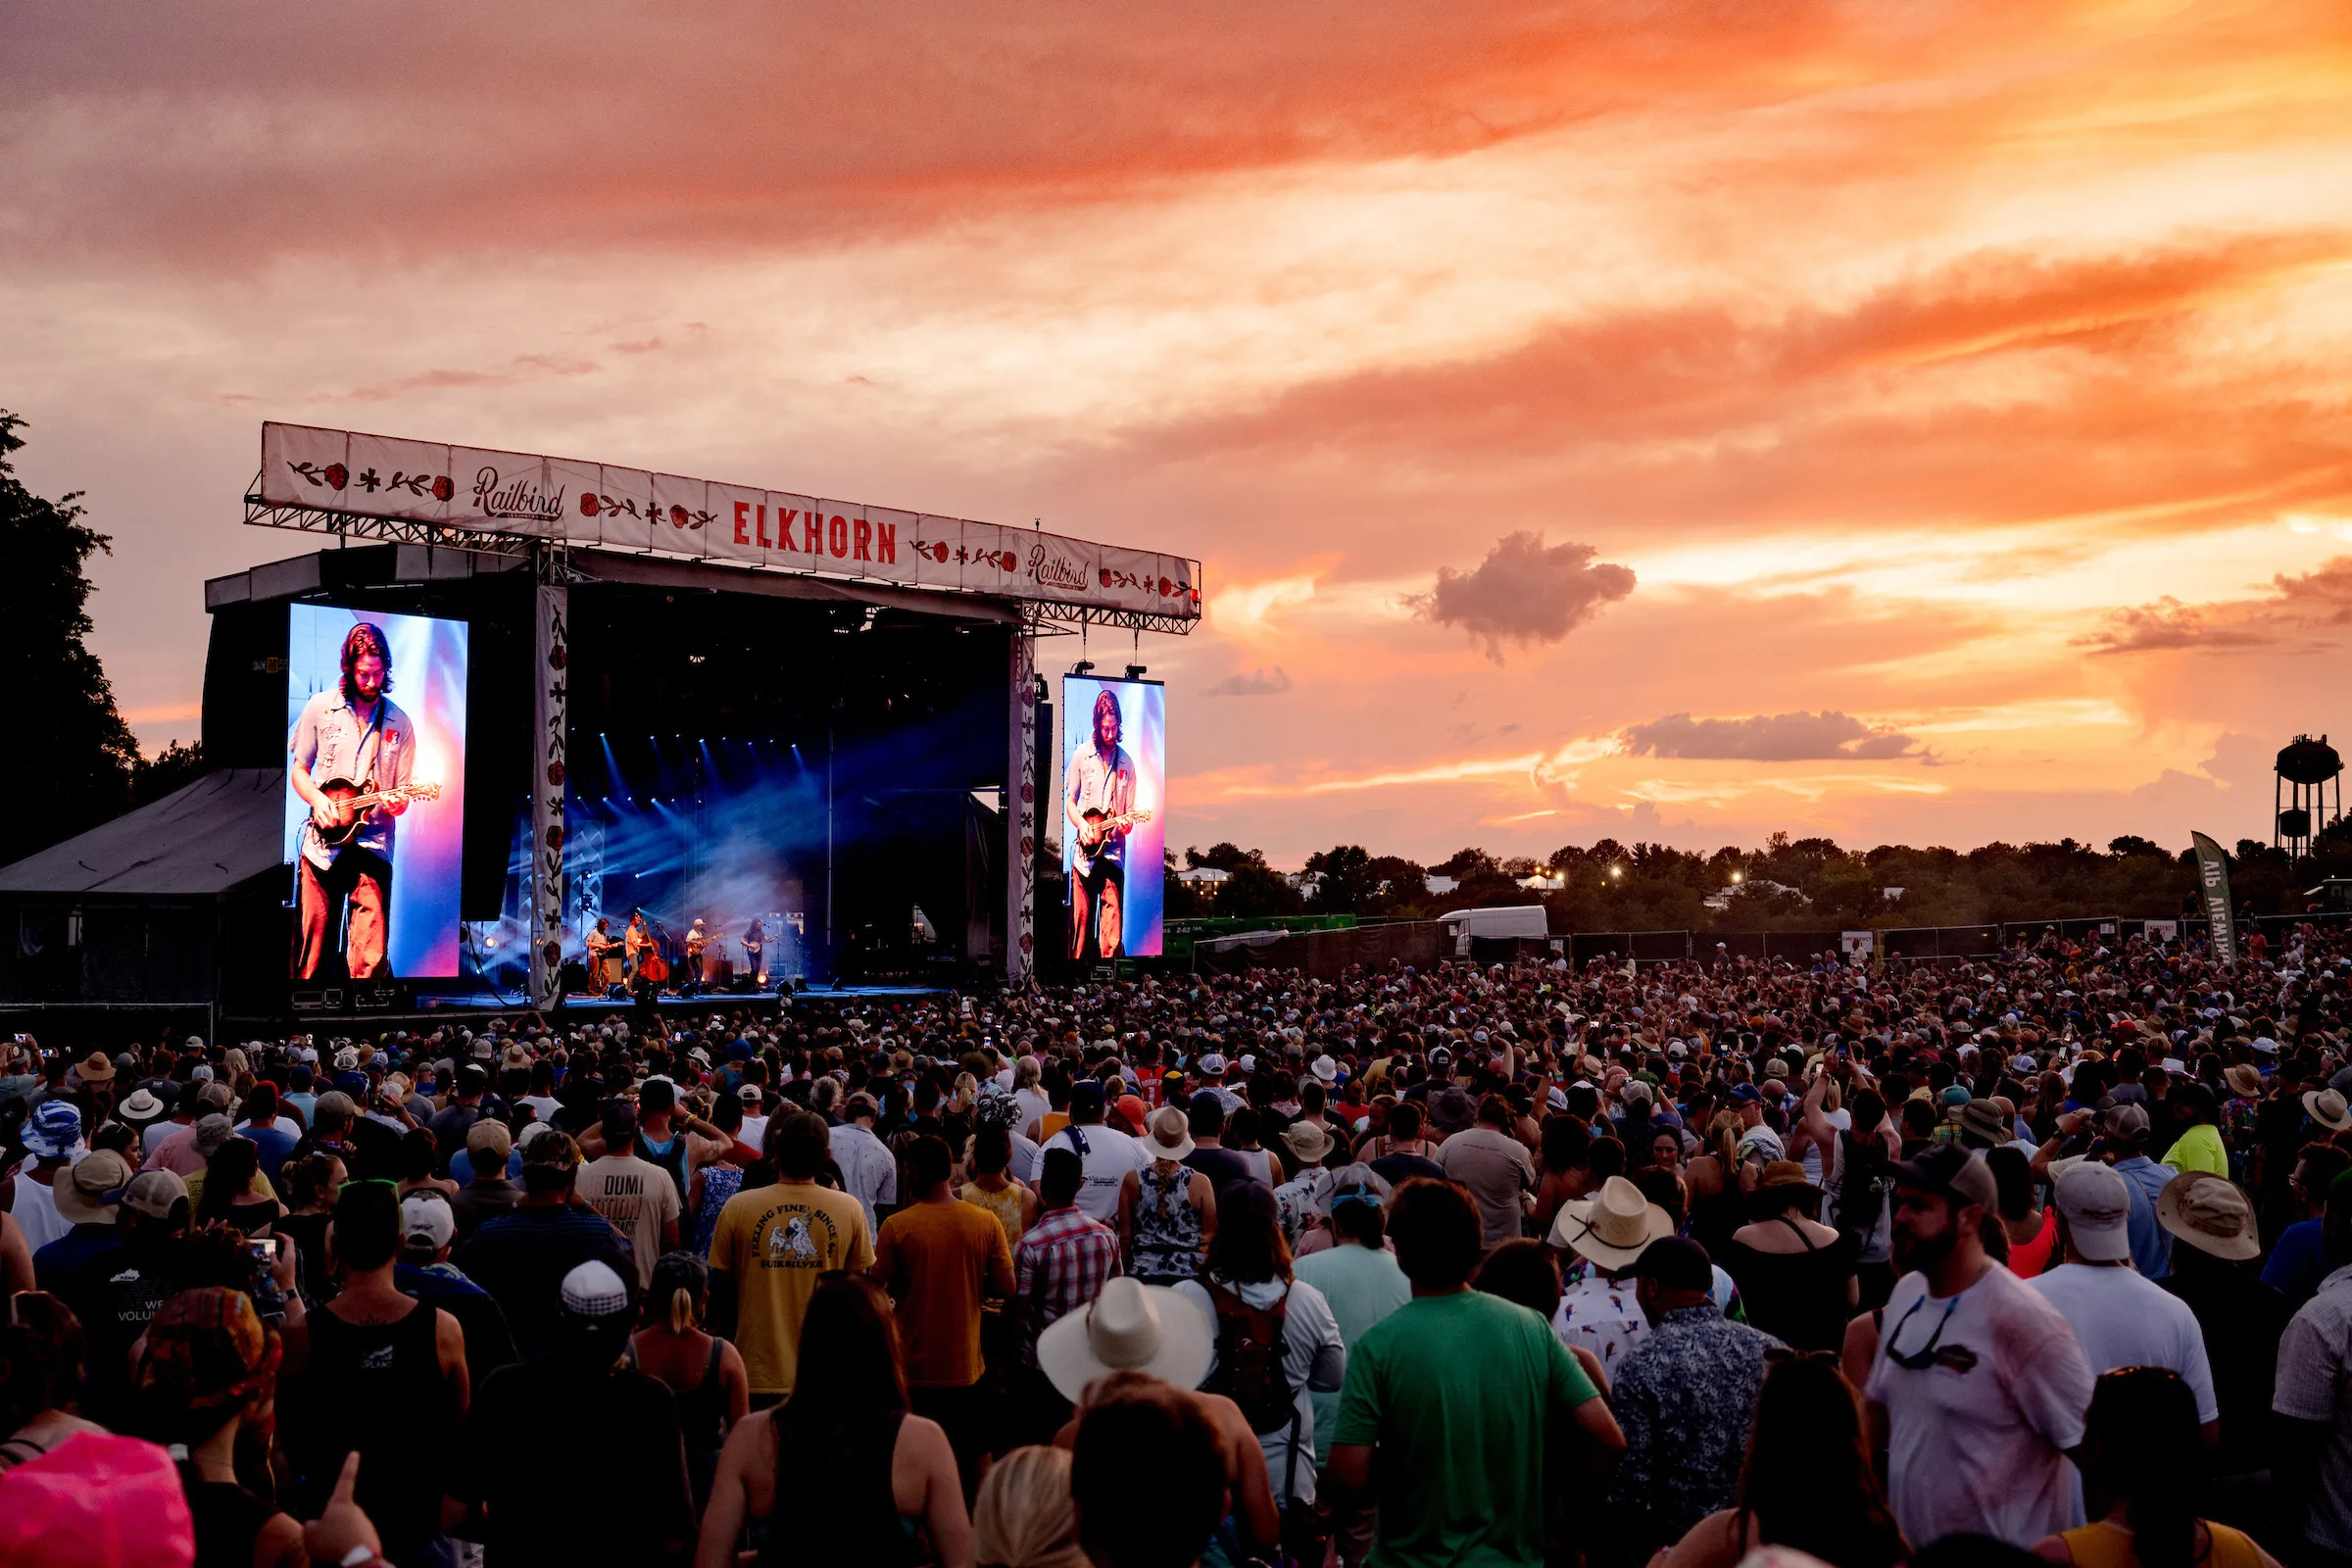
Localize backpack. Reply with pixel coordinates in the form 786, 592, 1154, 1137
1203, 1280, 1297, 1436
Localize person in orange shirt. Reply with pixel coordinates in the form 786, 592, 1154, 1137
873, 1133, 1016, 1494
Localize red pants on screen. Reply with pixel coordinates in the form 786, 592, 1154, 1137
294, 850, 391, 980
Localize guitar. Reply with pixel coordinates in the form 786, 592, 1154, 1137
1077, 806, 1152, 852
310, 777, 441, 848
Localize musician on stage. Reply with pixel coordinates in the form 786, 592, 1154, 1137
586, 916, 622, 989
1065, 686, 1141, 961
684, 918, 709, 971
289, 621, 413, 980
742, 916, 766, 985
624, 909, 653, 978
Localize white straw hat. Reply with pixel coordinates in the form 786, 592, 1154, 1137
1037, 1277, 1214, 1402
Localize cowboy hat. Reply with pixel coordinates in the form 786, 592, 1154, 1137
1549, 1175, 1673, 1269
118, 1087, 167, 1123
2224, 1064, 2262, 1099
2305, 1088, 2352, 1134
1038, 1277, 1214, 1402
74, 1052, 116, 1085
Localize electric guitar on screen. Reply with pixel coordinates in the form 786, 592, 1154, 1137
309, 777, 441, 848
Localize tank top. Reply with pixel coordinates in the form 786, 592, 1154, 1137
1689, 1166, 1745, 1258
302, 1301, 449, 1551
764, 1406, 916, 1568
959, 1181, 1027, 1250
1724, 1218, 1855, 1352
1130, 1163, 1204, 1283
2057, 1520, 2263, 1568
630, 1335, 729, 1505
179, 1469, 278, 1568
2007, 1209, 2059, 1278
635, 1130, 693, 1208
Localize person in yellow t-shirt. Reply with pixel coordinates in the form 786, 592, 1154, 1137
709, 1113, 873, 1402
2159, 1084, 2229, 1179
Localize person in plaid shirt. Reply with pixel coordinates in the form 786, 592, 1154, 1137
1014, 1148, 1123, 1371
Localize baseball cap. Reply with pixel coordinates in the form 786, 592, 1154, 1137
401, 1193, 456, 1251
1892, 1144, 1997, 1211
2101, 1102, 2150, 1140
122, 1168, 190, 1221
2052, 1160, 2133, 1263
466, 1118, 514, 1165
560, 1258, 632, 1318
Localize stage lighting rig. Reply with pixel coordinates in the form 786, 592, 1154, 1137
1124, 664, 1148, 680
1071, 660, 1096, 675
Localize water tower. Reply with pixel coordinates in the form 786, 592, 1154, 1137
2275, 734, 2343, 856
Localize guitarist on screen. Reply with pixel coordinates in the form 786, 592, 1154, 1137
289, 621, 415, 980
1065, 686, 1150, 960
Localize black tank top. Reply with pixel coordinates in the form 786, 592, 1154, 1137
764, 1405, 913, 1568
303, 1300, 449, 1551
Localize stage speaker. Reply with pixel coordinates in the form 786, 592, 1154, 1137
607, 983, 629, 1002
729, 975, 758, 994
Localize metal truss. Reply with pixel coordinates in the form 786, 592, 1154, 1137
244, 480, 1197, 637
243, 487, 540, 561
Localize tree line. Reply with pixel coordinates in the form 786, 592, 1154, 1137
1167, 825, 2352, 929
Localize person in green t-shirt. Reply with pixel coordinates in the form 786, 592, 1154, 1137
1327, 1177, 1623, 1568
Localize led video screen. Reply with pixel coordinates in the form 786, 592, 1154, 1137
1059, 675, 1165, 958
284, 604, 469, 979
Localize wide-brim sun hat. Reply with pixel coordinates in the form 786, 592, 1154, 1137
2157, 1170, 2260, 1262
1038, 1276, 1214, 1402
1143, 1104, 1196, 1163
2303, 1088, 2352, 1133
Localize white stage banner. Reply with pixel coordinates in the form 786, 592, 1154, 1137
261, 422, 1201, 620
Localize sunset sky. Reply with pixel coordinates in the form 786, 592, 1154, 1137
9, 1, 2350, 867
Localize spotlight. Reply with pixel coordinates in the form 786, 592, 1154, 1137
1124, 664, 1148, 680
1072, 660, 1096, 676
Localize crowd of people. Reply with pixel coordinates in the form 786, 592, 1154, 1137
3, 917, 2351, 1568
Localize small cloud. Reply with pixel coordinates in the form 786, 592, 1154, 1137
1204, 666, 1292, 697
2272, 556, 2352, 623
2072, 596, 2271, 655
1406, 532, 1635, 662
1621, 710, 1929, 761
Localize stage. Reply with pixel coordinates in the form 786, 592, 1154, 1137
0, 420, 1200, 1035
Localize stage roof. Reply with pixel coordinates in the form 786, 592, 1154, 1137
246, 420, 1201, 635
0, 770, 284, 898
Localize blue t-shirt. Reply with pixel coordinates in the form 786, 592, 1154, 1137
2263, 1218, 2330, 1309
449, 1147, 526, 1186
238, 1120, 302, 1181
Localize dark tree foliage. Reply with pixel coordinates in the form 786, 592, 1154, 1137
132, 739, 209, 807
0, 412, 141, 865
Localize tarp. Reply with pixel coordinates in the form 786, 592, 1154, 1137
0, 771, 285, 897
